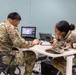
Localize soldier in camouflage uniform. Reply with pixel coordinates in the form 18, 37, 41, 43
0, 12, 39, 75
51, 20, 76, 75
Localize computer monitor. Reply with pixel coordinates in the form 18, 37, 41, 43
39, 33, 53, 42
21, 26, 36, 40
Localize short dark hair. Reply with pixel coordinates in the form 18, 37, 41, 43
7, 12, 21, 20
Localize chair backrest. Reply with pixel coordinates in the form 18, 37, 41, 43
0, 53, 21, 75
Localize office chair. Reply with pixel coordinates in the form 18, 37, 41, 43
0, 52, 14, 75
72, 65, 76, 75
0, 50, 21, 75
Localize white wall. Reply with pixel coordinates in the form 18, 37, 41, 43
0, 0, 76, 38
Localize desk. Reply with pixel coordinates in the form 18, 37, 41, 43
18, 45, 76, 75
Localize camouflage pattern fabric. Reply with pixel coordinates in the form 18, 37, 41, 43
0, 20, 36, 75
52, 57, 66, 75
52, 30, 76, 75
2, 50, 36, 75
0, 20, 35, 51
46, 41, 68, 54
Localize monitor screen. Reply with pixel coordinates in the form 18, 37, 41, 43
39, 33, 53, 42
21, 26, 36, 39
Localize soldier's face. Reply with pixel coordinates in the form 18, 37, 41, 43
54, 26, 66, 37
12, 20, 20, 27
54, 26, 62, 36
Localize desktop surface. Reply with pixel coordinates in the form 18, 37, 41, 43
18, 45, 76, 75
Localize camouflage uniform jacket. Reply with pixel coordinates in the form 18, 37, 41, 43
55, 30, 76, 48
0, 20, 34, 51
52, 30, 76, 75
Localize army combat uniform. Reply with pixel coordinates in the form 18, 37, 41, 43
0, 20, 36, 75
52, 30, 76, 75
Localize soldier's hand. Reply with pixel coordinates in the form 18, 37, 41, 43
33, 39, 40, 45
66, 43, 72, 49
51, 40, 57, 46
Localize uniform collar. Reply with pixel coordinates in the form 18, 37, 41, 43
4, 20, 17, 28
64, 30, 71, 40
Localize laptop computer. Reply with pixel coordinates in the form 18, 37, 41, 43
21, 26, 36, 41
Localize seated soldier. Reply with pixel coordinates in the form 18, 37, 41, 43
0, 12, 39, 75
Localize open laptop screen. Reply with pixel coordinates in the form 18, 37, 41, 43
21, 26, 36, 40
